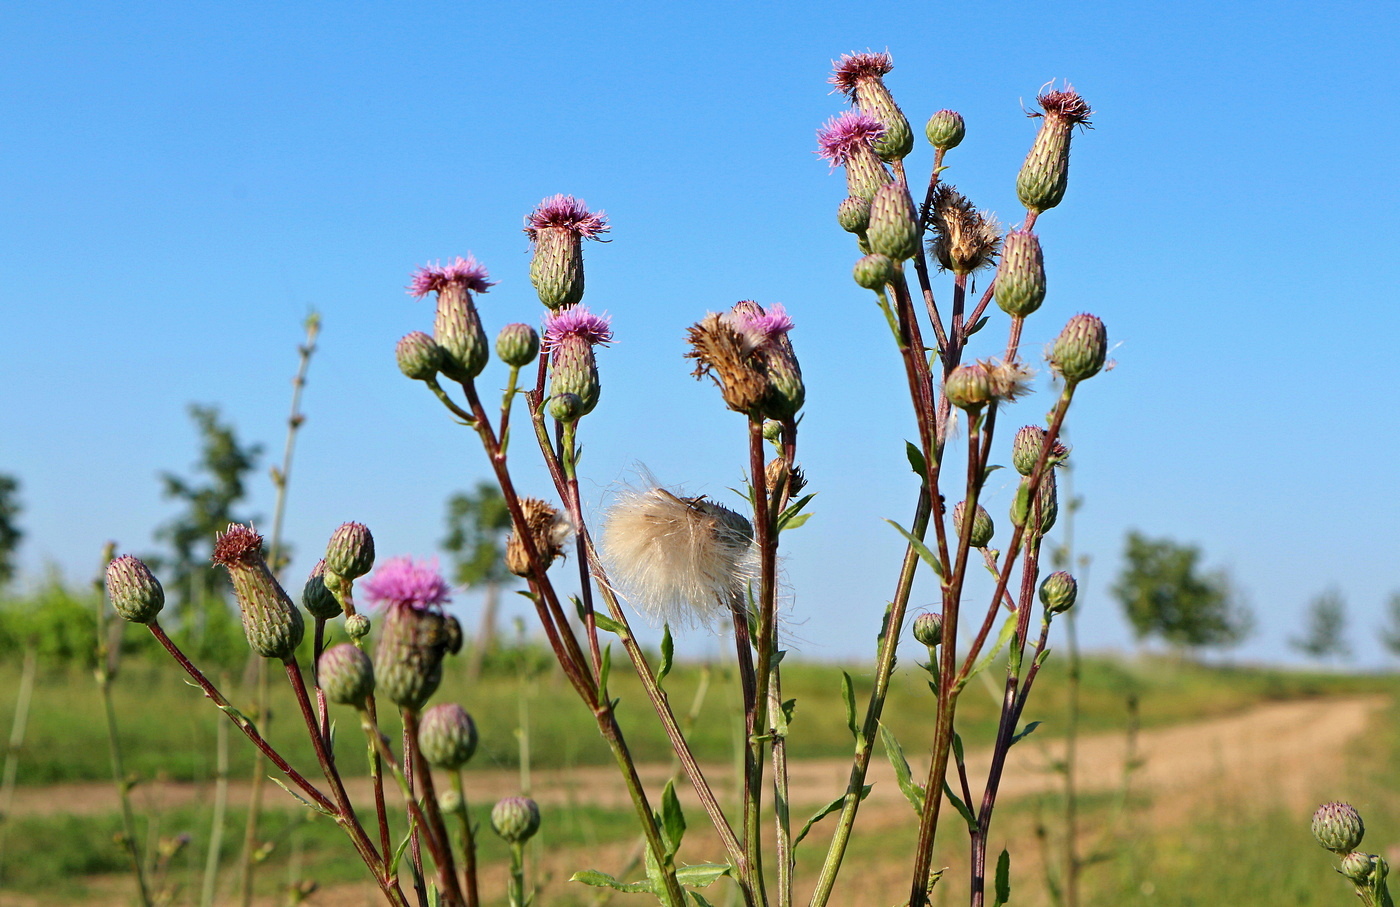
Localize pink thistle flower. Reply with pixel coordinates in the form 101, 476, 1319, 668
361, 557, 452, 612
524, 194, 610, 243
829, 51, 894, 98
543, 304, 613, 350
726, 301, 794, 348
407, 255, 496, 299
816, 111, 887, 168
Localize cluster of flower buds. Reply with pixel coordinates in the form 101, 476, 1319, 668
1312, 803, 1392, 905
830, 52, 913, 162
318, 522, 376, 632
544, 304, 613, 420
685, 301, 804, 421
406, 256, 495, 383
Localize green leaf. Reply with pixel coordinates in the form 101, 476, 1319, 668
942, 780, 977, 833
991, 849, 1011, 907
599, 643, 613, 693
388, 827, 414, 876
661, 780, 686, 857
878, 722, 926, 815
592, 613, 628, 636
906, 441, 928, 479
571, 594, 586, 623
428, 885, 441, 907
658, 623, 675, 686
962, 610, 1020, 690
886, 519, 946, 579
840, 672, 858, 740
981, 464, 1003, 485
967, 315, 991, 336
569, 870, 653, 894
778, 493, 818, 531
951, 730, 965, 767
689, 893, 717, 907
1010, 721, 1041, 746
674, 864, 732, 888
268, 777, 335, 818
780, 512, 813, 531
794, 786, 871, 846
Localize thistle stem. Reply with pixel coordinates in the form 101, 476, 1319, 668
450, 770, 480, 907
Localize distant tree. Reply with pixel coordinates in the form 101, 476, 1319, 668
1377, 591, 1400, 658
1111, 531, 1251, 652
153, 405, 262, 639
1290, 589, 1351, 662
0, 474, 22, 587
442, 481, 514, 680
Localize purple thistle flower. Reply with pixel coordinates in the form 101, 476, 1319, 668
544, 304, 614, 350
362, 557, 452, 612
727, 301, 794, 345
816, 111, 887, 168
524, 194, 610, 243
829, 51, 894, 97
407, 255, 496, 299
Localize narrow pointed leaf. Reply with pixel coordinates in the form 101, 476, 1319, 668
661, 780, 686, 857
674, 864, 732, 888
943, 780, 977, 833
841, 672, 858, 740
885, 519, 946, 579
991, 849, 1011, 907
657, 624, 675, 686
794, 786, 872, 846
878, 722, 926, 815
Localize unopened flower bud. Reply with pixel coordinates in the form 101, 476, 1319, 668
419, 703, 479, 769
1313, 802, 1365, 854
396, 331, 443, 382
212, 525, 305, 661
995, 230, 1046, 318
325, 523, 375, 580
496, 323, 541, 368
345, 613, 371, 640
1048, 314, 1107, 384
1339, 851, 1380, 885
1017, 85, 1093, 214
952, 501, 994, 548
491, 797, 541, 844
434, 284, 490, 381
762, 420, 784, 443
318, 643, 374, 706
867, 182, 920, 261
375, 604, 462, 710
438, 789, 463, 814
944, 363, 994, 410
912, 612, 943, 647
837, 196, 871, 234
853, 253, 897, 290
1010, 472, 1059, 535
925, 110, 966, 150
106, 555, 165, 624
1011, 426, 1069, 476
548, 337, 601, 416
302, 559, 342, 620
505, 498, 571, 577
1039, 571, 1078, 615
547, 393, 584, 423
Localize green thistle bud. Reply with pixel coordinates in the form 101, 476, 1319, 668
438, 789, 463, 814
760, 343, 805, 421
1313, 802, 1365, 854
952, 501, 994, 548
396, 331, 443, 382
762, 420, 784, 443
1039, 571, 1078, 615
530, 227, 585, 311
212, 525, 305, 662
1339, 851, 1380, 885
994, 230, 1046, 318
548, 337, 600, 416
496, 323, 540, 368
318, 643, 374, 706
325, 522, 375, 581
867, 182, 920, 262
374, 604, 463, 711
853, 253, 897, 290
1048, 314, 1108, 384
547, 392, 584, 423
944, 363, 994, 410
861, 88, 913, 162
106, 555, 165, 624
1012, 426, 1069, 476
837, 196, 871, 234
345, 614, 371, 640
491, 797, 541, 844
418, 703, 479, 769
925, 110, 966, 150
912, 612, 943, 647
1016, 86, 1093, 214
1010, 472, 1059, 535
301, 559, 342, 620
434, 283, 490, 381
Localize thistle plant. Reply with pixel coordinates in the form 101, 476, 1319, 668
108, 49, 1108, 907
1313, 802, 1394, 907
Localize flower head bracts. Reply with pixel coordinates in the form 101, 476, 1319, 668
525, 195, 610, 243
1032, 83, 1093, 129
816, 111, 887, 168
362, 557, 452, 613
829, 51, 894, 98
544, 304, 613, 350
726, 301, 794, 348
407, 255, 495, 298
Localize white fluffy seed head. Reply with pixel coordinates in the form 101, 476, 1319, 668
601, 486, 757, 628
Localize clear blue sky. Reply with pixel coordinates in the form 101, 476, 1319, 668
2, 1, 1397, 666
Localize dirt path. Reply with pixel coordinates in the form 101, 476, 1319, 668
6, 694, 1383, 821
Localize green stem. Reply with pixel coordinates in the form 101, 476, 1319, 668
200, 686, 230, 907
451, 771, 480, 907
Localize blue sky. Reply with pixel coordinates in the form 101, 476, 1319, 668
2, 1, 1398, 666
